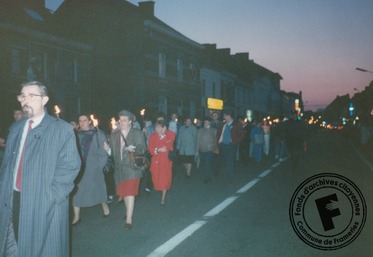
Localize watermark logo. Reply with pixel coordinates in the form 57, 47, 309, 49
289, 173, 367, 250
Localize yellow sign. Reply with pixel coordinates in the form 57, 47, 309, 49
207, 98, 223, 110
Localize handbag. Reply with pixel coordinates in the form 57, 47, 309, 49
168, 150, 178, 162
121, 133, 149, 170
130, 152, 149, 170
102, 155, 114, 174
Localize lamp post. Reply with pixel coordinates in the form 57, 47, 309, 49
356, 67, 373, 74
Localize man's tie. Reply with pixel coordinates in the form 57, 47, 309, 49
15, 120, 33, 191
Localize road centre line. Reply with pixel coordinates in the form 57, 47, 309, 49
258, 168, 273, 178
147, 220, 207, 257
271, 162, 281, 168
147, 162, 282, 257
236, 178, 260, 193
203, 196, 239, 217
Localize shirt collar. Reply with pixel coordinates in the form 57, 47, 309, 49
29, 112, 45, 129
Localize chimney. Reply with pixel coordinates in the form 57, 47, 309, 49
139, 1, 155, 17
217, 48, 231, 56
234, 53, 249, 62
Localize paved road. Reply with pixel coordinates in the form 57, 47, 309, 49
71, 131, 373, 257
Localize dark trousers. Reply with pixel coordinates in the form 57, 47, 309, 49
239, 140, 249, 161
200, 151, 213, 180
142, 169, 153, 190
12, 191, 20, 242
104, 172, 116, 196
219, 143, 238, 179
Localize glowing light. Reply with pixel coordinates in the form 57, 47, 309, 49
140, 109, 145, 116
54, 105, 61, 118
90, 114, 99, 128
246, 110, 253, 122
111, 117, 117, 130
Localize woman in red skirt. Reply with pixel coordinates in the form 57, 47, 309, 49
109, 110, 146, 229
148, 120, 176, 205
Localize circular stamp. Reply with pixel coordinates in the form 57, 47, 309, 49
289, 173, 367, 250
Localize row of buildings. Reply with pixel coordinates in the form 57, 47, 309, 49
0, 0, 301, 132
324, 80, 373, 125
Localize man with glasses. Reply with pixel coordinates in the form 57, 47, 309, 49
0, 81, 81, 257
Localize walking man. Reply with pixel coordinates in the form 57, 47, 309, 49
196, 117, 217, 183
217, 111, 244, 181
283, 113, 308, 171
0, 81, 81, 257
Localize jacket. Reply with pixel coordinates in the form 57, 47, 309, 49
217, 120, 244, 145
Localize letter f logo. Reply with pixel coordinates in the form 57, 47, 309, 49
315, 194, 341, 231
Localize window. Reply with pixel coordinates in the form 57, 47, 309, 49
177, 58, 183, 82
159, 96, 167, 114
43, 53, 48, 80
11, 49, 21, 75
66, 59, 78, 84
158, 53, 166, 78
201, 79, 205, 95
27, 55, 44, 81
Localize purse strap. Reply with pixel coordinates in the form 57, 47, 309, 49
121, 132, 135, 162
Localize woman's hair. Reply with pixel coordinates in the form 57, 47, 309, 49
118, 110, 134, 121
155, 119, 167, 128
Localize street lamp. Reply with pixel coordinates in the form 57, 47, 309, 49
356, 67, 373, 74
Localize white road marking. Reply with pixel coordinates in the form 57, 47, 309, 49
271, 162, 281, 168
258, 168, 273, 178
147, 163, 283, 257
147, 220, 207, 257
236, 178, 260, 193
203, 196, 239, 217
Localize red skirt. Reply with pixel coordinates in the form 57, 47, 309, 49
116, 179, 140, 197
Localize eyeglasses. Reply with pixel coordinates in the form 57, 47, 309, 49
17, 93, 44, 102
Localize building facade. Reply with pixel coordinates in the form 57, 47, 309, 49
0, 1, 91, 134
200, 44, 284, 120
52, 0, 203, 125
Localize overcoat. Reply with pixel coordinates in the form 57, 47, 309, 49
73, 130, 108, 207
110, 128, 146, 184
176, 125, 197, 155
148, 130, 175, 191
0, 113, 81, 257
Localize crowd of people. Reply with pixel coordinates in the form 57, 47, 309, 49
0, 81, 309, 257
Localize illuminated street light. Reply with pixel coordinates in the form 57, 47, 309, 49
349, 103, 354, 116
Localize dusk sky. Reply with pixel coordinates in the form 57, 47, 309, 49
46, 0, 373, 111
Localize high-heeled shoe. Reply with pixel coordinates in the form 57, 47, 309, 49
72, 218, 81, 226
125, 223, 133, 230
